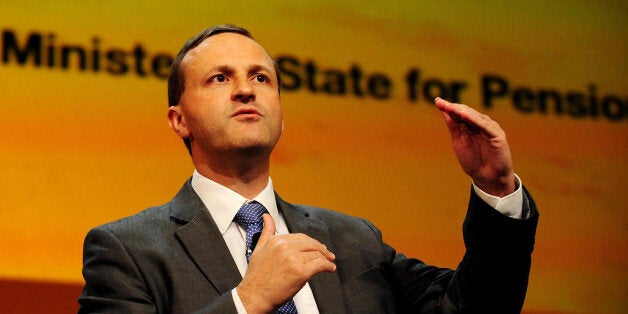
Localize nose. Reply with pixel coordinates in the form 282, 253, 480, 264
232, 79, 255, 103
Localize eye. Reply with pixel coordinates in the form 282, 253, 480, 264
210, 74, 226, 83
254, 74, 269, 83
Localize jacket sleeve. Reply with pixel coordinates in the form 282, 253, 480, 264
78, 226, 238, 314
384, 186, 539, 313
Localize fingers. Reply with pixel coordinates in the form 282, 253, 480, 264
293, 235, 335, 262
238, 231, 337, 313
299, 251, 334, 264
272, 237, 337, 276
265, 233, 335, 262
435, 97, 463, 124
254, 215, 335, 266
306, 254, 337, 273
311, 252, 337, 273
439, 109, 461, 140
252, 232, 337, 274
434, 97, 502, 138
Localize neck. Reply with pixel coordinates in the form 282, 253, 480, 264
192, 149, 271, 200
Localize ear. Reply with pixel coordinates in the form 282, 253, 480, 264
167, 106, 191, 139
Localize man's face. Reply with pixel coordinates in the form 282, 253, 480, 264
170, 32, 283, 159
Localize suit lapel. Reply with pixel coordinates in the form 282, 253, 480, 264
167, 183, 347, 310
170, 180, 242, 295
277, 195, 346, 314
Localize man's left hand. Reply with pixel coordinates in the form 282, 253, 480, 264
435, 97, 516, 197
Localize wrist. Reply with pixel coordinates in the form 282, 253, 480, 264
474, 174, 517, 197
236, 284, 274, 314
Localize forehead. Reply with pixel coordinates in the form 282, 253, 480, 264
181, 32, 274, 71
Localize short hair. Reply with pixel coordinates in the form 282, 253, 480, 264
167, 24, 282, 154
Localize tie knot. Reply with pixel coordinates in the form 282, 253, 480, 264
234, 201, 267, 228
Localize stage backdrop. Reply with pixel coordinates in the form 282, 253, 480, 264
0, 1, 626, 313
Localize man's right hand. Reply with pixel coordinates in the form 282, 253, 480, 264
236, 214, 336, 313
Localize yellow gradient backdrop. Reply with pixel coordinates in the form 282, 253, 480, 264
0, 1, 626, 313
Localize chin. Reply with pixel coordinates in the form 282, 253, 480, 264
235, 145, 272, 157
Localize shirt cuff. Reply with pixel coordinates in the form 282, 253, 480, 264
232, 288, 248, 314
472, 174, 527, 219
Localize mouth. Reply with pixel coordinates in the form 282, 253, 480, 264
232, 108, 262, 118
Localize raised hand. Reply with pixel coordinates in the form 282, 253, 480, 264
435, 97, 516, 197
236, 214, 336, 313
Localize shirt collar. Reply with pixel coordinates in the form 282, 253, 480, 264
190, 170, 279, 235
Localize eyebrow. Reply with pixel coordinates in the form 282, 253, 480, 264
212, 65, 235, 76
247, 64, 272, 75
206, 64, 272, 76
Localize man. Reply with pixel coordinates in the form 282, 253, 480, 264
79, 24, 538, 313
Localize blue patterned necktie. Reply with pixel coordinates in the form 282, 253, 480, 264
234, 201, 298, 314
234, 201, 267, 261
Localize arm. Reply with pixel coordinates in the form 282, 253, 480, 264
412, 97, 538, 312
387, 187, 538, 313
78, 227, 157, 313
453, 186, 538, 312
78, 227, 238, 314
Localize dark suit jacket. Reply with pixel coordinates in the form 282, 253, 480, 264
78, 179, 538, 313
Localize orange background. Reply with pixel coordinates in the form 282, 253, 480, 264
0, 1, 626, 313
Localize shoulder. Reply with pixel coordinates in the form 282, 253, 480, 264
98, 204, 171, 232
86, 203, 175, 245
299, 203, 371, 224
88, 179, 198, 240
281, 198, 382, 238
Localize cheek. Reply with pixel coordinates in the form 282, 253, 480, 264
267, 95, 283, 119
269, 104, 284, 128
182, 107, 218, 137
182, 93, 225, 124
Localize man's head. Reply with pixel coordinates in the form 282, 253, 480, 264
168, 25, 282, 155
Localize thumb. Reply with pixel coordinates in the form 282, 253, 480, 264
257, 213, 276, 246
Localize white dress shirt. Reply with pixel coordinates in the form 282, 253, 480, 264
473, 174, 527, 218
191, 170, 319, 314
191, 170, 526, 313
